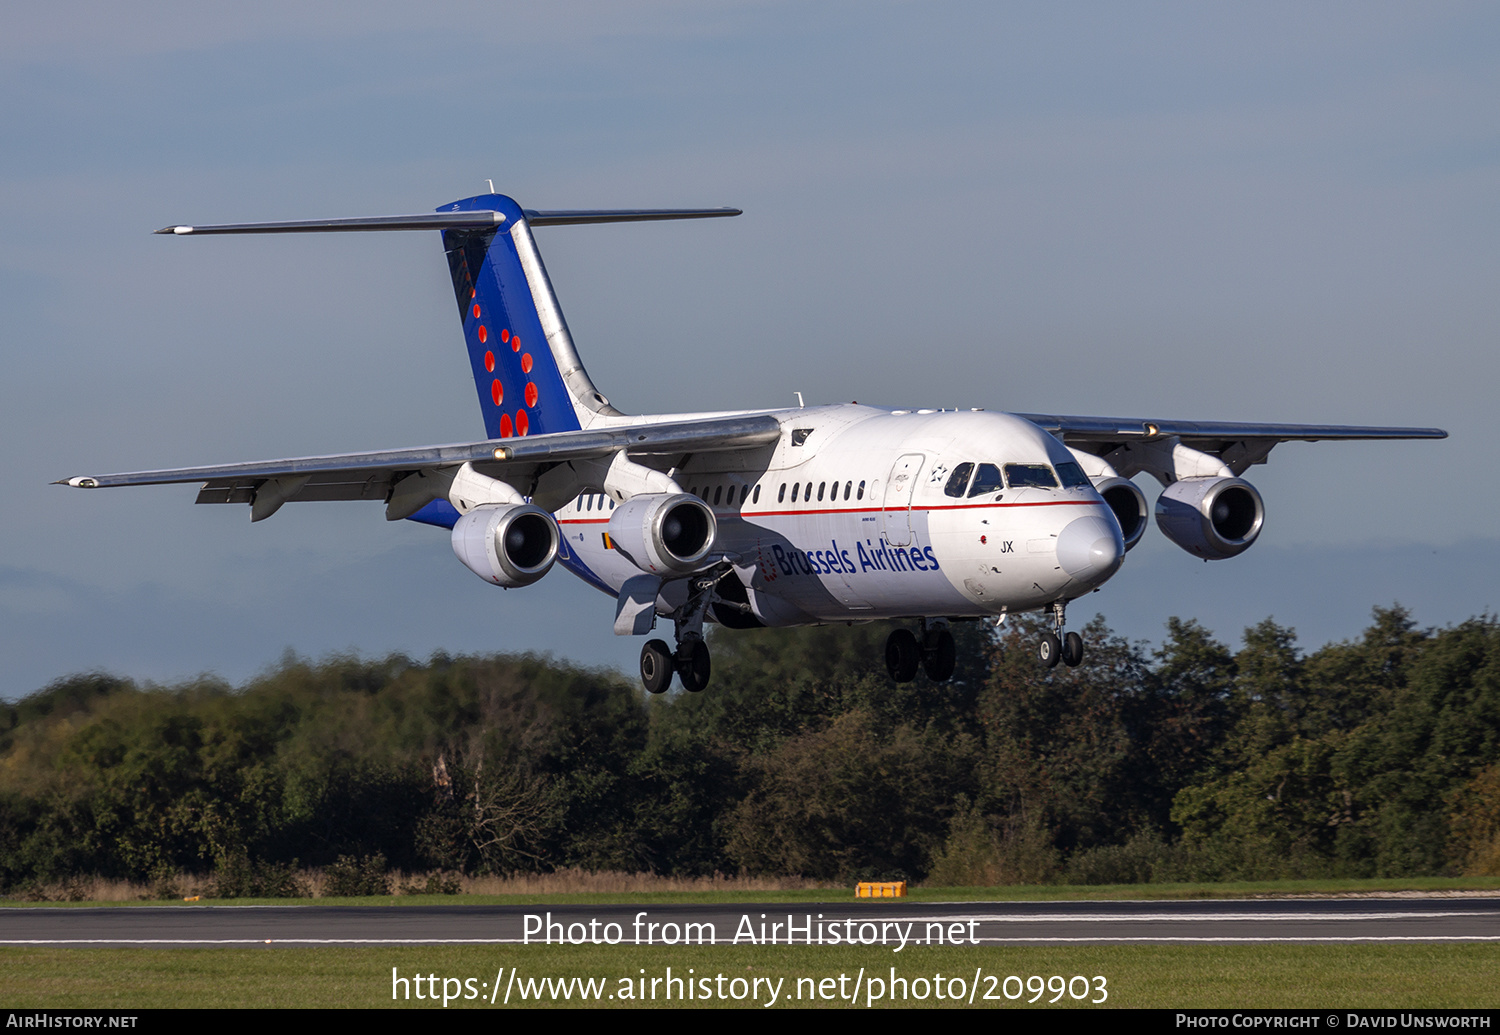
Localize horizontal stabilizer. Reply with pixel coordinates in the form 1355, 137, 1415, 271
156, 208, 739, 236
525, 208, 740, 226
155, 212, 508, 235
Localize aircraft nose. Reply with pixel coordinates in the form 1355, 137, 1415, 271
1055, 514, 1124, 586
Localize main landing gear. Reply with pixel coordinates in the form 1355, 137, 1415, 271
1037, 601, 1084, 670
885, 619, 957, 684
639, 565, 727, 694
640, 635, 711, 694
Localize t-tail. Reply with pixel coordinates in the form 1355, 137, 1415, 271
156, 192, 741, 438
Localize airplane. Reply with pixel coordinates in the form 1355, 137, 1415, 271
57, 189, 1447, 693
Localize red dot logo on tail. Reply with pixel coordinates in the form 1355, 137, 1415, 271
521, 353, 533, 374
472, 303, 480, 319
491, 380, 503, 406
524, 382, 538, 408
484, 351, 494, 372
499, 414, 513, 438
478, 325, 487, 344
516, 410, 529, 436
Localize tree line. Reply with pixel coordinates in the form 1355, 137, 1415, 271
2, 605, 1497, 894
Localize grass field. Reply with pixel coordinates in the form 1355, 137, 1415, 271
2, 944, 1498, 1009
6, 873, 1500, 908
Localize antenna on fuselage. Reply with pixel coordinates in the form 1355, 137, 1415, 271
486, 179, 495, 193
795, 392, 804, 408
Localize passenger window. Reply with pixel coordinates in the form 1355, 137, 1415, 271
753, 485, 761, 504
778, 483, 786, 503
817, 482, 826, 501
968, 463, 1003, 497
857, 480, 865, 500
944, 463, 974, 498
805, 482, 812, 502
740, 485, 749, 505
791, 483, 800, 502
1004, 464, 1059, 489
714, 485, 723, 506
844, 480, 852, 500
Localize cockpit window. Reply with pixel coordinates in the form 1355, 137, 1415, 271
1004, 463, 1059, 489
968, 463, 1004, 497
1055, 462, 1090, 489
944, 463, 974, 498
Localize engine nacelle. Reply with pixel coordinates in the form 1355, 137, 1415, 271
1155, 476, 1265, 560
450, 503, 559, 587
1093, 476, 1149, 551
606, 492, 717, 575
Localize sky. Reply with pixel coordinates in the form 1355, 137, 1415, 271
2, 1, 1497, 697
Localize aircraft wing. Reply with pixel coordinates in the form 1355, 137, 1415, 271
57, 413, 783, 509
1014, 412, 1448, 476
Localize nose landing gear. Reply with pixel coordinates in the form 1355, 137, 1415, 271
1037, 601, 1085, 669
884, 619, 957, 683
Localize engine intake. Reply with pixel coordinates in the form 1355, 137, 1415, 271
1155, 476, 1265, 560
606, 492, 718, 575
451, 503, 560, 586
1093, 476, 1149, 551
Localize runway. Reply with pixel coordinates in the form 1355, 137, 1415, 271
3, 897, 1498, 948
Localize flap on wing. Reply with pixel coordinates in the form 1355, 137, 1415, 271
58, 414, 784, 509
1016, 413, 1447, 446
1017, 412, 1447, 478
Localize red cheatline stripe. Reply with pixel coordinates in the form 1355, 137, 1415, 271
559, 500, 1104, 521
746, 500, 1102, 519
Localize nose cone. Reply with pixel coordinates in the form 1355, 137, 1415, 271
1056, 514, 1124, 586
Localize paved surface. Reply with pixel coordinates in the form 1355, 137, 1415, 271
3, 898, 1499, 947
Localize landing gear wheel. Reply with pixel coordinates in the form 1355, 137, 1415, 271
1062, 631, 1084, 668
1037, 631, 1062, 669
922, 629, 957, 682
676, 639, 712, 693
885, 629, 920, 683
640, 639, 674, 694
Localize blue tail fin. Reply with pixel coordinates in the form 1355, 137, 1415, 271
154, 190, 739, 440
439, 193, 610, 438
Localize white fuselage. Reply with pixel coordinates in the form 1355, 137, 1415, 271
551, 405, 1126, 625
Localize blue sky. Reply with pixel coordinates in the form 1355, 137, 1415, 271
2, 2, 1496, 696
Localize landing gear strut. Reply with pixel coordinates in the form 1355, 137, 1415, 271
885, 619, 957, 683
1037, 601, 1085, 669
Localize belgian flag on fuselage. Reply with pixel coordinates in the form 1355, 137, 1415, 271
440, 193, 583, 439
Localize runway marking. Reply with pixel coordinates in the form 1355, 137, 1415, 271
9, 934, 1500, 946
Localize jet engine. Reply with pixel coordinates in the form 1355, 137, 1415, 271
1154, 476, 1264, 560
606, 492, 718, 575
451, 503, 560, 586
1093, 476, 1149, 551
